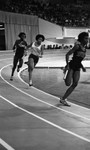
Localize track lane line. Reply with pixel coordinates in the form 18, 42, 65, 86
0, 138, 15, 150
0, 95, 90, 143
1, 64, 90, 122
19, 66, 90, 111
0, 56, 90, 110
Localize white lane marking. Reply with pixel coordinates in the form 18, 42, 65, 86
19, 68, 90, 119
0, 50, 12, 53
1, 65, 90, 122
0, 138, 15, 150
0, 95, 90, 143
0, 58, 12, 61
0, 56, 90, 111
0, 54, 13, 56
19, 67, 90, 111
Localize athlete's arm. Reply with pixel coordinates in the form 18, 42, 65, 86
66, 44, 79, 65
81, 63, 86, 72
24, 43, 33, 56
41, 45, 44, 56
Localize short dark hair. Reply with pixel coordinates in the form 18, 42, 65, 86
78, 32, 89, 42
18, 32, 26, 38
35, 34, 45, 41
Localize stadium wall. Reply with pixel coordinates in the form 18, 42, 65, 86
39, 18, 90, 47
39, 18, 64, 47
64, 27, 90, 38
39, 18, 63, 38
0, 11, 39, 50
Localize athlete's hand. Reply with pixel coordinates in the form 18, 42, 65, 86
19, 42, 26, 48
19, 44, 25, 47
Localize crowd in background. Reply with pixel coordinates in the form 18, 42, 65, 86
0, 0, 90, 27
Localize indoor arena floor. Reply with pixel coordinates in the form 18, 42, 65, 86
0, 50, 90, 150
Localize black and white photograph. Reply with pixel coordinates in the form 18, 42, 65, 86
0, 0, 90, 149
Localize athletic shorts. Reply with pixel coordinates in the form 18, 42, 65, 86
69, 60, 82, 71
29, 54, 39, 64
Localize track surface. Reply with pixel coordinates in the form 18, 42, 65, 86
0, 50, 90, 150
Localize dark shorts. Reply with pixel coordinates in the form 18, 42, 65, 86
29, 54, 39, 64
69, 60, 82, 71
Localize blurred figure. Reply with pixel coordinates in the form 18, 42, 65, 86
25, 34, 45, 86
10, 32, 27, 81
60, 32, 89, 106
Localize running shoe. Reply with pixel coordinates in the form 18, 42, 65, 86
29, 80, 33, 86
60, 98, 71, 107
10, 76, 13, 81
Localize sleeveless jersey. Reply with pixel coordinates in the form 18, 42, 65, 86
69, 41, 87, 70
31, 42, 42, 56
72, 41, 86, 63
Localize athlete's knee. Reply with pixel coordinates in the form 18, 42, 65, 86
12, 64, 17, 70
19, 59, 23, 67
30, 67, 33, 71
65, 78, 71, 86
28, 65, 34, 71
65, 80, 71, 86
72, 82, 78, 88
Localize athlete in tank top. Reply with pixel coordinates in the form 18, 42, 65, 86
30, 42, 42, 57
60, 32, 89, 106
25, 34, 45, 86
69, 41, 86, 70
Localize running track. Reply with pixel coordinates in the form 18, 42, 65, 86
0, 50, 90, 150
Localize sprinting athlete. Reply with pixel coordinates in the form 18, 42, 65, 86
10, 32, 27, 81
25, 34, 45, 86
60, 32, 89, 106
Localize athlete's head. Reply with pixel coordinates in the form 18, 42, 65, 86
35, 34, 45, 44
18, 32, 26, 40
78, 32, 89, 45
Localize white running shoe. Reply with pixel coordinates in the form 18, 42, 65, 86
60, 98, 71, 107
29, 80, 33, 86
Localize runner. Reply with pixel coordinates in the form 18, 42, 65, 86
10, 32, 27, 81
60, 32, 89, 106
25, 34, 45, 86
